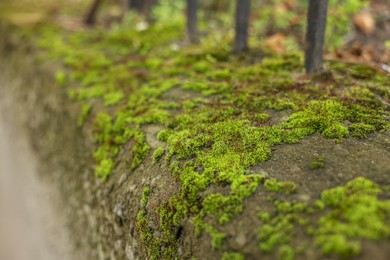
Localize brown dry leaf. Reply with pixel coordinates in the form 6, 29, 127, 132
265, 33, 286, 53
275, 4, 288, 15
354, 11, 375, 35
284, 0, 297, 10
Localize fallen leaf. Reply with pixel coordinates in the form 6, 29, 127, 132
265, 33, 286, 53
354, 11, 375, 35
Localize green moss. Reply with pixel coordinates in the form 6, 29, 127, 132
256, 177, 390, 259
77, 103, 92, 127
278, 245, 295, 260
103, 91, 125, 106
222, 252, 244, 260
141, 187, 151, 207
208, 226, 226, 250
203, 194, 244, 225
95, 158, 114, 180
208, 69, 231, 80
131, 131, 151, 169
55, 70, 67, 87
259, 214, 295, 252
29, 9, 390, 259
321, 186, 346, 206
349, 123, 376, 138
322, 122, 349, 139
316, 177, 390, 258
258, 212, 271, 222
264, 179, 297, 194
193, 61, 213, 73
152, 147, 165, 165
284, 100, 347, 138
310, 157, 325, 170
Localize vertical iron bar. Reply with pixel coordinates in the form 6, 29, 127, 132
234, 0, 251, 53
186, 0, 199, 43
305, 0, 329, 73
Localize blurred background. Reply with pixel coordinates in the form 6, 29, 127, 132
1, 0, 390, 64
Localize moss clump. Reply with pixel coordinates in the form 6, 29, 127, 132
259, 214, 296, 252
284, 100, 348, 139
264, 178, 297, 194
257, 177, 390, 259
322, 122, 349, 139
77, 103, 92, 127
103, 91, 125, 106
95, 158, 114, 180
222, 252, 244, 260
157, 129, 172, 142
258, 200, 311, 256
152, 147, 165, 165
349, 123, 376, 138
141, 187, 151, 207
315, 177, 390, 258
310, 157, 325, 170
55, 70, 67, 87
278, 245, 295, 260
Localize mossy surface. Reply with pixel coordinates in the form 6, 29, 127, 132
6, 2, 390, 258
310, 157, 325, 170
316, 178, 390, 258
256, 177, 390, 259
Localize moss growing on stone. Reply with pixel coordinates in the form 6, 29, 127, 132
315, 177, 390, 258
257, 177, 390, 259
24, 10, 390, 258
152, 147, 165, 165
264, 178, 297, 194
222, 252, 244, 260
141, 187, 151, 207
349, 123, 376, 138
310, 157, 325, 170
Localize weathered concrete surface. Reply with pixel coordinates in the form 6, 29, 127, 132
0, 95, 72, 260
0, 23, 92, 260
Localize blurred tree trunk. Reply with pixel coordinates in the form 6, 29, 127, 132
233, 0, 251, 53
186, 0, 199, 43
84, 0, 103, 25
129, 0, 158, 23
129, 0, 144, 12
305, 0, 328, 74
